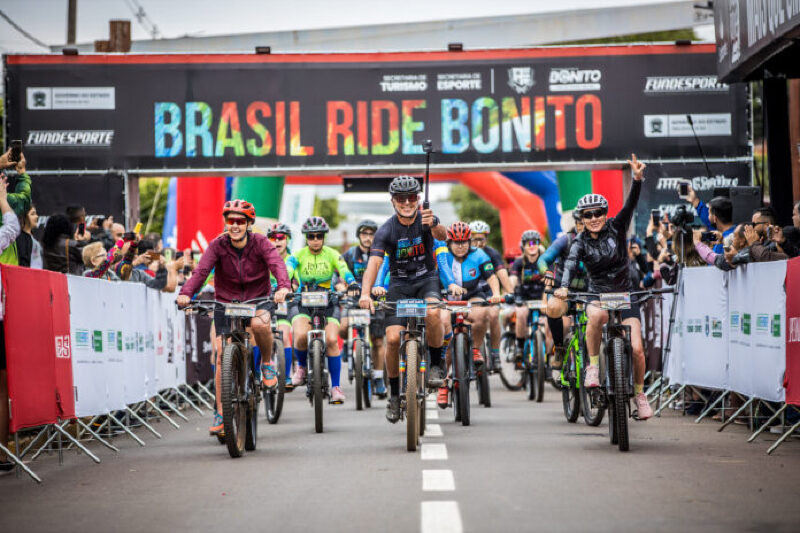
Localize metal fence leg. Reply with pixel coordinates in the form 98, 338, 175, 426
645, 377, 662, 400
76, 419, 119, 453
52, 422, 100, 464
147, 399, 180, 429
17, 425, 51, 459
184, 384, 213, 410
126, 407, 162, 439
748, 404, 788, 442
695, 390, 729, 423
109, 414, 146, 446
30, 427, 61, 461
767, 419, 800, 455
196, 382, 215, 403
156, 393, 189, 422
0, 442, 41, 483
718, 397, 755, 432
655, 384, 686, 417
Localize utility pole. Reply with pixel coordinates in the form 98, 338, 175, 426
67, 0, 77, 44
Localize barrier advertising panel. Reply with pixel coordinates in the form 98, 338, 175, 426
785, 258, 800, 405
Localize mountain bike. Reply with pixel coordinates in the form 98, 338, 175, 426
183, 297, 274, 458
263, 302, 288, 424
522, 299, 547, 403
437, 300, 478, 425
342, 297, 374, 411
498, 307, 525, 391
567, 288, 672, 452
559, 302, 589, 423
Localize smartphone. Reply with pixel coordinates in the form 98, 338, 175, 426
651, 209, 661, 226
123, 231, 136, 241
700, 231, 716, 243
679, 182, 689, 197
162, 248, 174, 262
77, 222, 85, 236
9, 140, 22, 162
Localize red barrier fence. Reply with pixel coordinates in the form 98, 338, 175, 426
784, 258, 800, 406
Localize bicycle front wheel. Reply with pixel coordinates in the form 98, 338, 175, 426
312, 340, 325, 434
454, 333, 471, 426
354, 339, 365, 411
534, 329, 546, 403
561, 340, 580, 423
498, 332, 524, 391
611, 337, 629, 452
265, 339, 285, 424
406, 340, 420, 451
221, 342, 247, 458
477, 341, 491, 408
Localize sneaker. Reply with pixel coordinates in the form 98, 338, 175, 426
386, 396, 401, 424
330, 386, 346, 404
514, 349, 524, 370
292, 366, 307, 386
634, 393, 653, 420
583, 364, 600, 388
551, 368, 562, 383
285, 377, 294, 391
472, 348, 484, 369
261, 363, 278, 388
490, 351, 501, 371
428, 364, 446, 387
209, 412, 224, 436
437, 386, 449, 409
375, 378, 387, 398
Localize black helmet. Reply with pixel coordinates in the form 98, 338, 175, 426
572, 210, 582, 222
268, 222, 292, 239
389, 175, 421, 195
356, 219, 378, 237
301, 216, 329, 234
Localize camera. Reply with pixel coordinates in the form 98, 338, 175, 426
670, 205, 694, 230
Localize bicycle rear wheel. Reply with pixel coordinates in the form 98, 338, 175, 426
363, 344, 373, 409
535, 330, 546, 403
221, 342, 247, 458
498, 332, 524, 390
454, 333, 471, 426
406, 340, 420, 451
525, 339, 536, 401
354, 339, 365, 411
312, 340, 324, 433
611, 336, 629, 452
477, 344, 491, 408
265, 339, 285, 424
561, 341, 580, 423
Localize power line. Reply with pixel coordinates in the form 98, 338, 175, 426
121, 0, 161, 39
0, 8, 49, 49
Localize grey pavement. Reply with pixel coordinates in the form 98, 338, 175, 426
2, 374, 799, 533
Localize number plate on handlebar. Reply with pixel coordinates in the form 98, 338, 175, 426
397, 299, 427, 318
275, 302, 288, 316
448, 304, 471, 314
348, 309, 371, 325
301, 291, 329, 308
526, 300, 545, 310
224, 303, 257, 318
598, 293, 631, 310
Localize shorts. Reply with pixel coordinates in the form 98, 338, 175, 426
213, 301, 274, 336
465, 286, 490, 301
586, 295, 641, 322
368, 308, 386, 338
0, 323, 5, 370
275, 301, 298, 328
386, 274, 441, 327
292, 301, 341, 327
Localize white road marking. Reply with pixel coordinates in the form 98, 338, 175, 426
423, 469, 455, 491
424, 424, 443, 437
427, 409, 439, 420
421, 443, 448, 460
421, 501, 463, 533
426, 400, 437, 409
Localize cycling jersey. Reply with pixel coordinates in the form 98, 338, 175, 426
343, 245, 390, 287
510, 256, 545, 300
561, 180, 642, 293
435, 240, 495, 298
538, 231, 587, 291
285, 245, 355, 290
482, 245, 507, 271
371, 214, 436, 281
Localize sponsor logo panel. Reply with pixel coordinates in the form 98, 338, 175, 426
55, 335, 71, 359
26, 87, 115, 110
549, 68, 601, 91
436, 72, 482, 91
379, 74, 427, 92
644, 114, 731, 138
643, 76, 728, 94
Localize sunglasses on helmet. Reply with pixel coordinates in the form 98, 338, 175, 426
582, 209, 607, 220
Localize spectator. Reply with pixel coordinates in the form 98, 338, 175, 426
15, 204, 43, 268
687, 186, 734, 254
0, 149, 31, 266
144, 232, 164, 252
81, 241, 119, 281
65, 205, 85, 227
42, 213, 89, 275
745, 222, 788, 262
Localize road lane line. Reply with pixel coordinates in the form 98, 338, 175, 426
427, 409, 439, 420
421, 501, 463, 533
423, 469, 455, 491
421, 443, 448, 460
424, 424, 443, 437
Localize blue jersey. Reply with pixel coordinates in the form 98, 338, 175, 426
340, 246, 390, 288
435, 240, 495, 297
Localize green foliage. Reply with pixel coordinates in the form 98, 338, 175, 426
313, 196, 341, 229
449, 185, 503, 250
557, 28, 697, 45
139, 177, 169, 236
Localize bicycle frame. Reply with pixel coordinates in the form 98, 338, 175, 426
560, 307, 588, 389
305, 304, 331, 401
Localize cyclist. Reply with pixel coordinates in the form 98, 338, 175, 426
177, 200, 291, 436
287, 216, 357, 405
509, 230, 547, 362
342, 219, 387, 398
469, 220, 512, 370
435, 221, 502, 407
359, 176, 447, 424
554, 154, 652, 419
268, 222, 298, 390
538, 211, 587, 381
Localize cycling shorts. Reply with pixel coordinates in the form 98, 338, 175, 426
275, 301, 299, 328
293, 301, 341, 327
586, 295, 641, 322
386, 274, 441, 327
213, 300, 274, 336
369, 309, 386, 338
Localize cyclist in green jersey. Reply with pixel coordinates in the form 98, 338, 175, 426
286, 216, 357, 404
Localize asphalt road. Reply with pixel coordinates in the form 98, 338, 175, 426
2, 374, 800, 533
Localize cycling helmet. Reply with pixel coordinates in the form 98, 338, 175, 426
388, 175, 421, 195
447, 221, 472, 242
356, 219, 378, 236
469, 220, 490, 234
301, 216, 329, 234
268, 222, 292, 239
520, 229, 542, 248
576, 193, 608, 214
222, 199, 256, 222
572, 210, 583, 222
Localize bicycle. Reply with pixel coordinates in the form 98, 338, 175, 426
182, 296, 274, 458
558, 302, 597, 424
342, 296, 374, 411
263, 302, 289, 424
566, 287, 672, 452
521, 299, 547, 403
498, 307, 525, 391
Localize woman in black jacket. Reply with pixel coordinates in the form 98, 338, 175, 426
42, 214, 87, 275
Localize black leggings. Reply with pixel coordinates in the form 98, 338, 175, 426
546, 315, 564, 348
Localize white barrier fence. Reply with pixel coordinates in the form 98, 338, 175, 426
665, 260, 787, 402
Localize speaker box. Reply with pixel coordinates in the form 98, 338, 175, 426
724, 186, 762, 225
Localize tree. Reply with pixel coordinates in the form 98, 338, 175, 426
449, 185, 503, 250
313, 196, 341, 229
139, 177, 169, 236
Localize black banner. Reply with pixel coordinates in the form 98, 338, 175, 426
184, 313, 214, 386
20, 172, 124, 226
4, 44, 748, 173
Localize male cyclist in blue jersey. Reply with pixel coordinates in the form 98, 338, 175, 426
435, 221, 502, 407
555, 154, 652, 420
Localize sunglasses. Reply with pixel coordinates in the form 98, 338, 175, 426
269, 234, 287, 241
393, 193, 418, 204
582, 209, 607, 220
471, 236, 487, 242
306, 233, 325, 241
226, 217, 248, 226
452, 240, 470, 245
524, 240, 539, 247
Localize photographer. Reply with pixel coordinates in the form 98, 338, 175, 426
0, 148, 31, 266
685, 185, 734, 254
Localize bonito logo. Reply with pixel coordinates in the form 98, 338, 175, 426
548, 68, 601, 91
644, 76, 728, 93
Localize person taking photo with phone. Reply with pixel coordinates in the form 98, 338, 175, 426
0, 147, 31, 266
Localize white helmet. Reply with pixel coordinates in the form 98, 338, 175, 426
576, 193, 608, 213
469, 220, 490, 234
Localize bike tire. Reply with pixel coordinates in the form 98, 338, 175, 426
363, 344, 373, 409
611, 336, 630, 452
354, 339, 364, 411
524, 339, 536, 401
535, 330, 546, 403
477, 358, 491, 408
312, 340, 324, 434
498, 332, 524, 391
406, 340, 420, 451
455, 333, 471, 426
221, 342, 246, 458
265, 339, 285, 424
581, 350, 606, 427
561, 342, 580, 423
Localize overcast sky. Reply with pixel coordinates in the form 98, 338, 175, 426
0, 0, 708, 53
